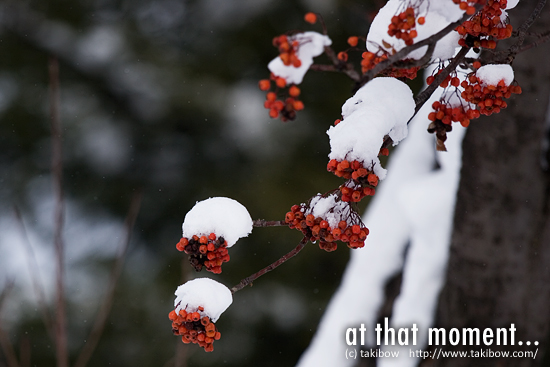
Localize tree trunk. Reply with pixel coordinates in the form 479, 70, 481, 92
433, 0, 550, 365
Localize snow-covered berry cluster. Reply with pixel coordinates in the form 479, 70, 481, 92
273, 34, 302, 68
176, 234, 229, 274
326, 159, 379, 202
456, 0, 513, 49
177, 197, 253, 274
285, 194, 369, 251
361, 51, 419, 79
460, 69, 521, 116
169, 306, 221, 352
426, 64, 520, 150
170, 278, 232, 352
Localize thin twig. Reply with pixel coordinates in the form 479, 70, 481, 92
49, 55, 68, 367
252, 219, 287, 227
73, 191, 142, 367
19, 336, 30, 367
516, 32, 550, 53
13, 206, 54, 340
508, 0, 547, 61
414, 46, 470, 114
0, 323, 20, 367
230, 236, 308, 294
0, 281, 20, 367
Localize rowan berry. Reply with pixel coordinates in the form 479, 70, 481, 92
170, 306, 221, 352
289, 85, 301, 97
177, 233, 230, 274
304, 12, 317, 24
387, 7, 420, 46
337, 51, 349, 62
275, 77, 287, 88
347, 36, 359, 47
259, 79, 271, 91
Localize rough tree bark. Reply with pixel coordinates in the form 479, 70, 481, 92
432, 0, 550, 365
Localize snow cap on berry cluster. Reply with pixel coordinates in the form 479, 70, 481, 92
268, 31, 332, 85
475, 64, 514, 87
182, 197, 253, 248
327, 77, 415, 179
306, 193, 349, 229
174, 278, 233, 322
366, 0, 462, 61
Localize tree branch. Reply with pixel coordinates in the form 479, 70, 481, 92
49, 55, 68, 367
414, 46, 470, 114
73, 191, 142, 367
252, 219, 287, 227
359, 8, 479, 87
508, 0, 547, 61
13, 206, 54, 340
230, 236, 309, 293
0, 280, 19, 367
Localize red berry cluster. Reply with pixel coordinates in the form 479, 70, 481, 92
456, 0, 513, 49
259, 75, 304, 121
361, 52, 387, 74
385, 60, 420, 79
453, 0, 479, 15
460, 74, 522, 116
273, 34, 302, 68
169, 306, 221, 352
326, 159, 379, 202
361, 52, 419, 79
427, 72, 462, 89
285, 203, 369, 251
428, 100, 480, 128
388, 7, 420, 46
176, 233, 229, 274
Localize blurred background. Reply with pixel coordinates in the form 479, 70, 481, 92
0, 0, 389, 366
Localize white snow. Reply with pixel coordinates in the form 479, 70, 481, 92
182, 197, 253, 247
506, 0, 520, 9
327, 77, 415, 179
306, 193, 349, 229
475, 64, 514, 87
366, 0, 462, 61
297, 66, 466, 367
268, 31, 332, 85
174, 278, 233, 322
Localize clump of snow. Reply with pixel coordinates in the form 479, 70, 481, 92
306, 193, 349, 229
182, 197, 252, 247
327, 77, 415, 179
506, 0, 520, 9
268, 31, 332, 85
174, 278, 232, 322
366, 0, 463, 61
475, 64, 514, 86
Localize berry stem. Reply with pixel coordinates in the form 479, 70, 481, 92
252, 219, 287, 227
230, 236, 308, 294
414, 46, 470, 115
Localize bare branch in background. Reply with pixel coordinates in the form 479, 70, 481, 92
0, 281, 20, 367
49, 55, 69, 367
13, 207, 54, 340
73, 191, 142, 367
